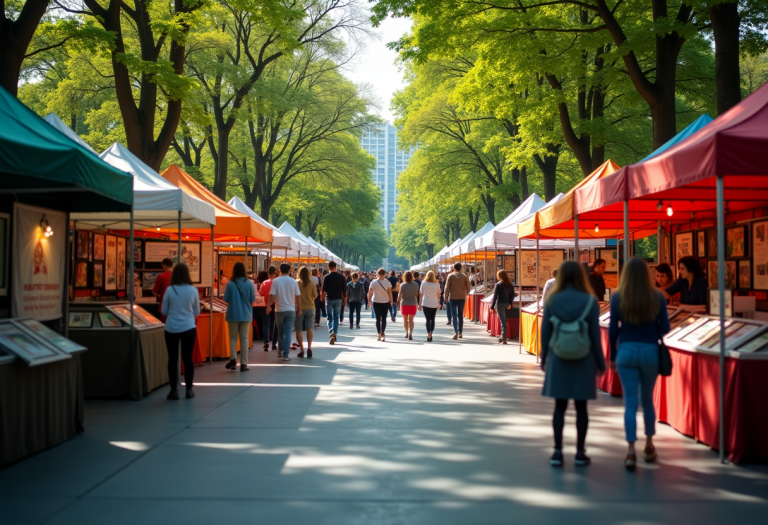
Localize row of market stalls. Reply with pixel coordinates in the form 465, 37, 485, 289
410, 82, 768, 463
0, 86, 356, 467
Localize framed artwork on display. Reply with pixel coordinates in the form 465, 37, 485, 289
133, 240, 143, 263
93, 234, 105, 260
133, 305, 163, 326
142, 271, 160, 290
0, 320, 70, 366
726, 225, 747, 258
725, 260, 737, 289
93, 263, 103, 288
68, 311, 94, 328
707, 229, 718, 258
145, 242, 202, 283
75, 261, 89, 288
595, 249, 619, 273
739, 260, 751, 289
15, 318, 87, 354
76, 230, 89, 259
105, 235, 117, 291
98, 312, 123, 328
697, 231, 706, 258
88, 232, 93, 261
117, 237, 126, 290
737, 331, 768, 353
674, 232, 693, 267
106, 304, 152, 330
0, 212, 8, 296
709, 288, 733, 317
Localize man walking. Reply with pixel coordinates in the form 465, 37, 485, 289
587, 258, 607, 300
444, 263, 471, 340
322, 261, 347, 345
266, 264, 301, 362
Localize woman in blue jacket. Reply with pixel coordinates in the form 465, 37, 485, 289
223, 262, 255, 371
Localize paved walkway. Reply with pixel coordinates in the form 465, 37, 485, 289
3, 310, 767, 524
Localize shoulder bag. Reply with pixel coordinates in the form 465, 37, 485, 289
657, 318, 673, 376
376, 279, 392, 307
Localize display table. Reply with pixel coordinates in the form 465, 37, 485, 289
654, 347, 768, 463
478, 299, 490, 326
195, 312, 253, 360
520, 310, 542, 356
463, 295, 475, 320
487, 306, 520, 340
597, 326, 623, 396
73, 326, 167, 400
0, 355, 84, 467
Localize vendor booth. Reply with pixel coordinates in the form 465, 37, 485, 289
0, 87, 134, 466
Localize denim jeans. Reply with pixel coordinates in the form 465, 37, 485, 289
348, 301, 362, 327
449, 299, 465, 334
262, 309, 277, 346
616, 341, 660, 442
390, 293, 398, 319
446, 299, 453, 323
275, 310, 296, 358
326, 299, 342, 335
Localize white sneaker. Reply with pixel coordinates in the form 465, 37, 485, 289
282, 356, 291, 362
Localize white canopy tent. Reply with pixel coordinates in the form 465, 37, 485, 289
228, 196, 308, 253
44, 113, 97, 154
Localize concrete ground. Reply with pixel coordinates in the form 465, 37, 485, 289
2, 310, 767, 525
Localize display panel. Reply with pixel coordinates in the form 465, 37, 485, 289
15, 318, 86, 355
596, 248, 619, 273
202, 297, 228, 313
680, 319, 721, 345
668, 313, 692, 332
98, 312, 123, 328
105, 304, 155, 330
132, 305, 163, 326
666, 315, 705, 341
737, 332, 768, 353
68, 311, 93, 328
0, 320, 70, 366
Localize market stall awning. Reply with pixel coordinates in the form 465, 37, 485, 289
639, 114, 712, 162
0, 87, 132, 211
228, 196, 306, 252
473, 194, 550, 250
278, 222, 333, 262
72, 143, 216, 230
162, 165, 271, 242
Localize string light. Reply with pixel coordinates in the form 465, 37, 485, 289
40, 215, 53, 237
594, 222, 600, 233
667, 204, 674, 217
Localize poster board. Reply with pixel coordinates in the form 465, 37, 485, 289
596, 248, 619, 273
675, 231, 694, 268
503, 255, 515, 284
200, 241, 213, 288
752, 221, 768, 289
145, 242, 201, 283
519, 250, 564, 287
219, 255, 253, 280
105, 235, 117, 291
12, 204, 66, 321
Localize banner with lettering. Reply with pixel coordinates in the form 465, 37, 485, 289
12, 203, 66, 321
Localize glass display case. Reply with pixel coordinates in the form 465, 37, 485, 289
735, 330, 768, 353
201, 297, 228, 313
105, 304, 164, 331
0, 319, 74, 366
665, 314, 706, 343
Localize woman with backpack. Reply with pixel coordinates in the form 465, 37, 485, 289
489, 269, 514, 344
540, 260, 605, 467
609, 257, 670, 471
223, 262, 255, 371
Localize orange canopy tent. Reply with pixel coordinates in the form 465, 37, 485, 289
161, 165, 272, 243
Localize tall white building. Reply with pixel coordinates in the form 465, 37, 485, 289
360, 123, 414, 233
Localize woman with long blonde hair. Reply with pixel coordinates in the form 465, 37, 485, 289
490, 269, 514, 344
419, 271, 441, 342
295, 266, 317, 358
609, 257, 670, 470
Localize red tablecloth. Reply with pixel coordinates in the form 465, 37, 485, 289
596, 327, 623, 396
654, 347, 697, 438
487, 308, 519, 339
479, 300, 490, 326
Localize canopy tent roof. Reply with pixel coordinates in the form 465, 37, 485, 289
447, 230, 476, 259
0, 87, 132, 212
574, 88, 768, 224
640, 114, 712, 162
72, 143, 216, 230
43, 113, 97, 154
228, 196, 307, 252
462, 221, 496, 254
278, 222, 335, 262
161, 165, 271, 242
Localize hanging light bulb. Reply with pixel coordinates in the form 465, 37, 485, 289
656, 200, 663, 211
40, 215, 53, 237
666, 204, 673, 217
594, 222, 600, 233
156, 227, 161, 231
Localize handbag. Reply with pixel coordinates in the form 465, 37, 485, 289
657, 318, 673, 377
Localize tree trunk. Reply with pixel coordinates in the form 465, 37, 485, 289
521, 167, 529, 200
214, 129, 230, 199
533, 145, 560, 201
0, 0, 50, 96
481, 194, 496, 225
709, 1, 742, 115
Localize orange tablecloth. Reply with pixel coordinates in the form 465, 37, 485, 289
194, 312, 253, 360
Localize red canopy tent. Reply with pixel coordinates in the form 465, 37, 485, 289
572, 81, 768, 463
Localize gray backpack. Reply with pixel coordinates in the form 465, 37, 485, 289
549, 296, 594, 360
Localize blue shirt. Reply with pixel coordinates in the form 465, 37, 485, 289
223, 277, 255, 322
608, 291, 670, 361
161, 284, 200, 333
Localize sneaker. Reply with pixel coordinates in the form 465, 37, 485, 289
307, 349, 313, 358
644, 446, 657, 463
240, 365, 249, 372
185, 388, 195, 399
405, 333, 409, 339
356, 325, 360, 329
624, 453, 637, 471
167, 390, 180, 401
263, 343, 269, 352
575, 451, 591, 466
282, 356, 291, 362
225, 359, 237, 370
298, 351, 305, 358
391, 316, 396, 322
550, 449, 563, 467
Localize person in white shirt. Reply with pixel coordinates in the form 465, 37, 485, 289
419, 270, 441, 342
266, 263, 301, 361
543, 270, 558, 301
367, 268, 393, 341
161, 263, 201, 400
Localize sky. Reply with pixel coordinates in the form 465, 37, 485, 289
342, 16, 413, 125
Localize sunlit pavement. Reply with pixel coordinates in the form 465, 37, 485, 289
2, 311, 767, 525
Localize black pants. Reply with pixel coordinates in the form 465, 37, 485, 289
349, 301, 362, 327
340, 302, 345, 322
165, 328, 197, 391
314, 297, 323, 324
423, 307, 437, 333
373, 302, 390, 333
553, 399, 589, 451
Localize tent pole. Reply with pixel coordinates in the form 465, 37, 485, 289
536, 232, 540, 364
177, 210, 182, 266
245, 238, 248, 270
574, 214, 579, 261
210, 227, 214, 364
716, 175, 727, 464
474, 249, 478, 323
64, 216, 72, 337
129, 206, 135, 369
657, 221, 662, 263
517, 240, 522, 355
623, 200, 630, 265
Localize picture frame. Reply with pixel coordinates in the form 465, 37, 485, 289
0, 212, 9, 296
739, 260, 751, 289
133, 240, 143, 263
595, 248, 619, 273
726, 260, 737, 289
93, 234, 105, 260
737, 331, 768, 353
707, 260, 718, 288
14, 318, 87, 355
133, 305, 164, 326
726, 225, 747, 258
697, 231, 706, 258
709, 288, 733, 317
674, 231, 693, 268
76, 230, 89, 259
707, 229, 718, 258
98, 311, 123, 328
141, 271, 161, 291
752, 220, 768, 290
93, 263, 103, 288
105, 235, 117, 291
75, 261, 89, 288
0, 320, 71, 366
117, 237, 126, 290
68, 311, 94, 328
106, 304, 154, 330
